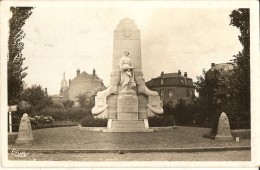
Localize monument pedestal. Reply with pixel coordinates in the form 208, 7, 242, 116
103, 119, 154, 132
104, 92, 153, 132
117, 92, 138, 120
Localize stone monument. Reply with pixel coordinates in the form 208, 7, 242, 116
92, 18, 163, 132
215, 112, 233, 141
15, 113, 34, 144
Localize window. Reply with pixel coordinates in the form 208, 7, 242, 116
168, 90, 173, 97
187, 90, 189, 97
160, 90, 164, 98
161, 79, 164, 85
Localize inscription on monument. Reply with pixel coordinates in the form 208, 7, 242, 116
122, 106, 134, 112
118, 100, 138, 113
117, 95, 138, 120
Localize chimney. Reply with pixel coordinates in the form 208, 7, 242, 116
77, 69, 80, 76
184, 72, 187, 77
93, 68, 96, 76
161, 71, 164, 76
211, 63, 215, 68
178, 70, 181, 76
44, 88, 48, 95
69, 79, 71, 86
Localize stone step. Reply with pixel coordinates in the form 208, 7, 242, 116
103, 128, 154, 133
112, 120, 144, 125
112, 123, 144, 128
112, 120, 144, 124
112, 121, 144, 128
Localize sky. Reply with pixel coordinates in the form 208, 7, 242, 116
21, 7, 242, 95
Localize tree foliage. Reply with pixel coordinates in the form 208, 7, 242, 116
21, 85, 53, 112
62, 100, 75, 109
229, 8, 250, 120
75, 92, 95, 109
8, 7, 33, 105
75, 87, 107, 108
195, 8, 250, 134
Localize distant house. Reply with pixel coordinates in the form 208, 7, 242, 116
146, 70, 195, 107
51, 69, 106, 105
210, 62, 234, 72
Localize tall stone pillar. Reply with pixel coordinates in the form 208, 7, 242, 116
92, 18, 163, 132
113, 18, 142, 72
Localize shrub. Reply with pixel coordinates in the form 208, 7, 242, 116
148, 115, 175, 127
30, 115, 54, 125
32, 121, 77, 130
62, 100, 74, 108
31, 107, 91, 122
173, 99, 195, 124
229, 121, 250, 130
51, 102, 64, 109
80, 115, 107, 127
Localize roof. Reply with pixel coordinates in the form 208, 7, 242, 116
210, 63, 235, 72
146, 72, 194, 88
154, 73, 192, 80
71, 71, 103, 82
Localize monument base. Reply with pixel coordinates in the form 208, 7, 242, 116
117, 93, 138, 120
15, 138, 34, 144
215, 135, 233, 141
103, 119, 154, 132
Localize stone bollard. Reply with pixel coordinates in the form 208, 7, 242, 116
215, 112, 233, 141
15, 113, 34, 144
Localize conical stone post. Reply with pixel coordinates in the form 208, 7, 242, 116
15, 113, 34, 144
215, 112, 233, 141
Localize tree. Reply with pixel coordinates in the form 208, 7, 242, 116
75, 87, 106, 109
195, 9, 250, 134
21, 85, 53, 112
195, 69, 221, 117
195, 68, 234, 134
75, 92, 94, 109
8, 7, 33, 105
229, 9, 250, 122
62, 100, 75, 109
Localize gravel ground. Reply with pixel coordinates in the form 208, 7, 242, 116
9, 126, 250, 150
8, 150, 251, 161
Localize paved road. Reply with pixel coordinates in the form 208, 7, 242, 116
9, 150, 250, 161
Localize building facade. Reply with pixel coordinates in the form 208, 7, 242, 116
52, 69, 106, 104
210, 62, 234, 72
146, 70, 195, 107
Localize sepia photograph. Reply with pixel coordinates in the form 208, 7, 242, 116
0, 0, 259, 168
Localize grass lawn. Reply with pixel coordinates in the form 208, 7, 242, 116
9, 126, 250, 150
